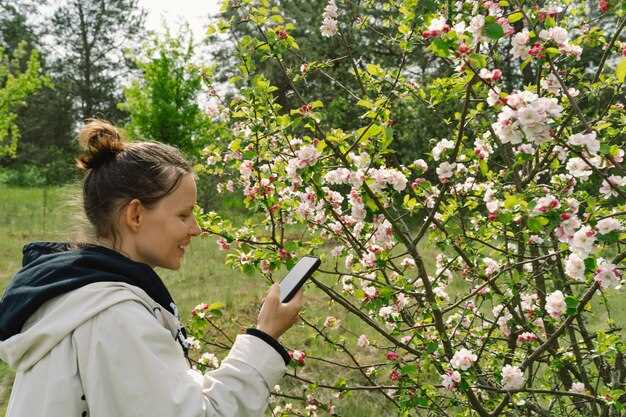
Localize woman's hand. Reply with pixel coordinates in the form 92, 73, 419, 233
256, 283, 304, 340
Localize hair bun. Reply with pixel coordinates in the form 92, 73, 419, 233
76, 119, 126, 171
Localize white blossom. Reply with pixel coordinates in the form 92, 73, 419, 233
570, 226, 596, 257
545, 290, 566, 319
501, 365, 524, 390
568, 131, 600, 155
320, 0, 339, 37
594, 260, 621, 289
432, 139, 455, 161
596, 218, 622, 234
570, 382, 587, 395
565, 253, 586, 281
450, 348, 477, 370
441, 371, 461, 390
198, 352, 220, 368
600, 175, 626, 198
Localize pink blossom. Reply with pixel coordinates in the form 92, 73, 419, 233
363, 286, 379, 301
368, 167, 408, 192
565, 253, 586, 281
541, 72, 561, 94
517, 332, 538, 344
296, 145, 320, 168
378, 305, 398, 320
468, 15, 485, 43
290, 350, 306, 365
386, 351, 399, 361
323, 316, 341, 329
501, 365, 524, 390
545, 290, 566, 318
400, 257, 416, 268
239, 160, 254, 178
259, 259, 271, 274
441, 370, 461, 390
389, 369, 401, 381
395, 293, 409, 310
533, 194, 560, 213
568, 131, 600, 155
216, 238, 231, 251
422, 16, 450, 39
594, 261, 621, 289
191, 303, 209, 318
357, 334, 369, 348
320, 0, 339, 37
433, 286, 449, 300
412, 159, 428, 172
539, 27, 569, 45
555, 213, 581, 243
432, 139, 455, 161
450, 348, 477, 370
474, 137, 493, 160
483, 257, 500, 276
436, 162, 456, 182
511, 29, 530, 59
570, 226, 596, 257
479, 68, 502, 82
570, 382, 587, 394
599, 175, 626, 198
521, 293, 539, 318
596, 218, 622, 234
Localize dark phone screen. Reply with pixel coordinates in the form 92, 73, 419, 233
279, 256, 319, 302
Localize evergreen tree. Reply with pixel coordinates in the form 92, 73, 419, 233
49, 0, 146, 122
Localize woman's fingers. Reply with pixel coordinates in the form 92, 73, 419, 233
287, 288, 304, 309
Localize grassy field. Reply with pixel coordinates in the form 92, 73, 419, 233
0, 185, 389, 416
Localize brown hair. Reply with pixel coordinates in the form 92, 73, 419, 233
72, 119, 193, 248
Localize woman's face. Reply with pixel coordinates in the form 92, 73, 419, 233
131, 173, 202, 270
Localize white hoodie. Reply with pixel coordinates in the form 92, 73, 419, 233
0, 281, 286, 417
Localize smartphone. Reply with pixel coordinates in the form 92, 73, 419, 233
279, 256, 321, 303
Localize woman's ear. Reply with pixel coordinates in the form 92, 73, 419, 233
122, 198, 144, 233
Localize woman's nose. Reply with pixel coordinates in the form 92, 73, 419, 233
190, 217, 202, 236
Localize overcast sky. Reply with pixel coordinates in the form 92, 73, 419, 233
138, 0, 220, 41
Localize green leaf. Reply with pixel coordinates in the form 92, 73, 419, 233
616, 58, 626, 83
382, 127, 394, 149
508, 12, 523, 23
545, 47, 560, 57
479, 159, 489, 176
431, 38, 451, 58
565, 295, 579, 316
309, 100, 324, 109
426, 341, 438, 353
208, 302, 225, 312
357, 99, 374, 109
366, 63, 385, 77
401, 363, 418, 376
584, 257, 597, 274
415, 397, 429, 407
485, 22, 504, 40
528, 216, 549, 232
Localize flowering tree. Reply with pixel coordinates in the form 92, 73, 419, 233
191, 0, 626, 415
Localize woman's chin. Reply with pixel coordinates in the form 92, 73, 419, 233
156, 257, 182, 271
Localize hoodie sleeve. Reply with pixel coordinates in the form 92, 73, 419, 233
73, 300, 286, 417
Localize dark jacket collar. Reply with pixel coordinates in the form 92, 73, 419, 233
0, 242, 184, 345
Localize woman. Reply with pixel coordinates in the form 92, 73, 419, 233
0, 120, 303, 417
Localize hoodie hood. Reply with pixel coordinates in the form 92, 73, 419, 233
0, 242, 188, 370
